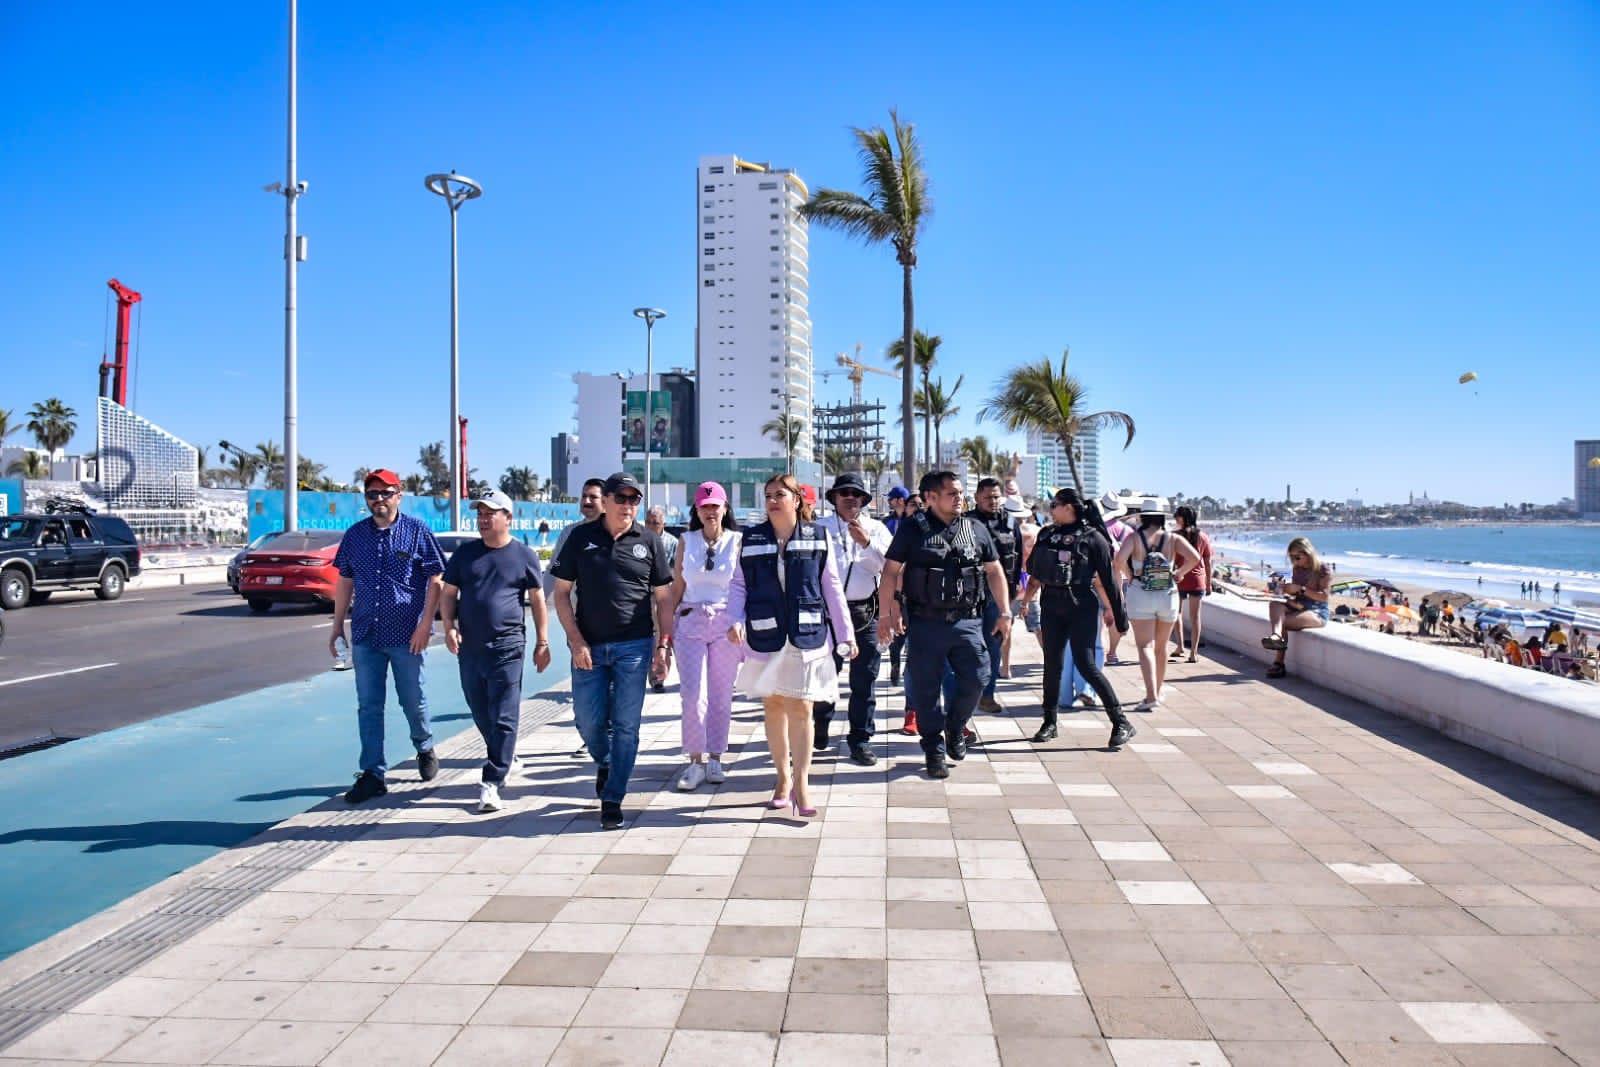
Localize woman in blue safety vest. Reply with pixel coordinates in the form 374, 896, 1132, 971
728, 473, 856, 817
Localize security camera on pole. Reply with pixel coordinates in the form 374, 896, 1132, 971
425, 171, 483, 528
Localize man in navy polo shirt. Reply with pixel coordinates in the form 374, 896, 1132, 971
550, 472, 673, 829
330, 468, 448, 804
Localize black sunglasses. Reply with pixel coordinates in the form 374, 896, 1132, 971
364, 489, 398, 501
705, 544, 717, 571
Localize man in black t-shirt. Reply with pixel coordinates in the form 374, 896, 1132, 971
549, 472, 674, 829
441, 490, 552, 813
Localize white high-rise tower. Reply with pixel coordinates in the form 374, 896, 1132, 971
695, 155, 813, 461
1027, 427, 1100, 496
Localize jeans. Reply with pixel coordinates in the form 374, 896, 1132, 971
571, 636, 652, 805
1040, 605, 1124, 723
353, 643, 432, 779
813, 601, 883, 747
459, 637, 525, 784
981, 598, 1003, 699
1059, 624, 1104, 706
904, 616, 988, 757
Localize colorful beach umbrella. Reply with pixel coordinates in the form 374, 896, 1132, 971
1540, 606, 1600, 631
1476, 608, 1549, 633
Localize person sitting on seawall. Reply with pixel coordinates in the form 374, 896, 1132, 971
1260, 536, 1331, 679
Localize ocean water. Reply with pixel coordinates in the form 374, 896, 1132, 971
1210, 524, 1600, 603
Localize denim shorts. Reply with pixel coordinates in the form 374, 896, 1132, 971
1125, 584, 1179, 622
1291, 599, 1330, 621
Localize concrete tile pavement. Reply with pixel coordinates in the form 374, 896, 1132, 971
2, 639, 1598, 1065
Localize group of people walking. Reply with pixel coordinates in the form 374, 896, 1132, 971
326, 465, 1218, 829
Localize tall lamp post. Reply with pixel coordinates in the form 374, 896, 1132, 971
425, 171, 483, 528
632, 307, 666, 511
266, 0, 308, 530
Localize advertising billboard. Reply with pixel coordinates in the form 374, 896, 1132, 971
625, 390, 673, 456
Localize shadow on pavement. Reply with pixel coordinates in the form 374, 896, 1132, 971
180, 604, 331, 619
0, 820, 279, 853
235, 786, 347, 804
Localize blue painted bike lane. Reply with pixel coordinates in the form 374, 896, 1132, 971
0, 630, 569, 961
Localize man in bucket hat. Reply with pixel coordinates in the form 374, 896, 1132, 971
814, 472, 893, 764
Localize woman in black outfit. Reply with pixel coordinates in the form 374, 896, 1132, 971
1021, 489, 1135, 750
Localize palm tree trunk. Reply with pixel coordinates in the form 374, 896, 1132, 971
1061, 434, 1085, 496
901, 262, 917, 489
921, 368, 932, 469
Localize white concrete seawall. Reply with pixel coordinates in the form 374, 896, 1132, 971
1202, 594, 1600, 795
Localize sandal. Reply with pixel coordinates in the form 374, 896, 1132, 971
1261, 635, 1288, 651
1266, 663, 1287, 678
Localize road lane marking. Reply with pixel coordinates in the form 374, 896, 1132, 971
0, 663, 120, 688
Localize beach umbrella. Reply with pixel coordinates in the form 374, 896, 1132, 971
1331, 579, 1370, 595
1541, 606, 1600, 630
1476, 608, 1549, 634
1365, 578, 1403, 593
1425, 589, 1475, 605
1384, 605, 1419, 622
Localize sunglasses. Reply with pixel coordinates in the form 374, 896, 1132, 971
704, 544, 718, 571
364, 489, 398, 501
612, 493, 642, 506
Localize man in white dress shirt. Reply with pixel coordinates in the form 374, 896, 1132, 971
813, 472, 894, 765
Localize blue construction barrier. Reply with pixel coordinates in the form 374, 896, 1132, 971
247, 490, 580, 546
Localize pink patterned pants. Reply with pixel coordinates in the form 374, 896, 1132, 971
676, 603, 740, 755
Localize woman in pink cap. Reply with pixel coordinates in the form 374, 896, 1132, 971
664, 482, 743, 791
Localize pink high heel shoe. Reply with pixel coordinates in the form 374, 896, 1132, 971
791, 795, 817, 818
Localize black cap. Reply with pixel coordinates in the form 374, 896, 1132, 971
825, 472, 872, 504
603, 472, 640, 496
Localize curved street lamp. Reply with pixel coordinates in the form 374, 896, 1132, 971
632, 307, 666, 511
425, 171, 483, 525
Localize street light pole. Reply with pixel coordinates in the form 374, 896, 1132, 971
425, 172, 483, 528
280, 0, 306, 531
632, 307, 666, 512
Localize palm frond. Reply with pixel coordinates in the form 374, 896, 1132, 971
800, 189, 897, 243
852, 123, 903, 220
1075, 410, 1137, 449
889, 108, 931, 232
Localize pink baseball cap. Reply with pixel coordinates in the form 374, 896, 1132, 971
694, 481, 728, 507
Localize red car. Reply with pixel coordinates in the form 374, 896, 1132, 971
239, 530, 343, 612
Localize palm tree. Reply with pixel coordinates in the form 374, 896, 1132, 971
979, 348, 1134, 496
418, 441, 450, 497
402, 473, 427, 495
499, 465, 538, 501
26, 398, 77, 455
256, 440, 285, 490
761, 414, 804, 471
0, 408, 17, 448
887, 330, 942, 468
914, 374, 963, 466
801, 109, 931, 487
5, 452, 49, 478
959, 435, 1009, 480
352, 466, 372, 487
296, 455, 326, 490
230, 450, 261, 489
823, 446, 849, 478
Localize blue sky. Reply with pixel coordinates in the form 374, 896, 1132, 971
4, 2, 1596, 506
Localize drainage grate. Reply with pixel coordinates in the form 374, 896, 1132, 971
0, 735, 77, 761
0, 697, 570, 1052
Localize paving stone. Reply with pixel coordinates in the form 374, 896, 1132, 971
499, 950, 613, 987
677, 988, 788, 1031
785, 991, 889, 1034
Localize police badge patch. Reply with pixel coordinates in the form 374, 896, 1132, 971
632, 544, 648, 560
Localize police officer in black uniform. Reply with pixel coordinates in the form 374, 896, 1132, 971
1022, 487, 1136, 750
878, 470, 1012, 779
965, 477, 1023, 714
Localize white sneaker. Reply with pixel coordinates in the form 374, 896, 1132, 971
705, 759, 726, 784
477, 782, 503, 813
677, 763, 707, 791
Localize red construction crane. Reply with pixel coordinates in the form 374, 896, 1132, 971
99, 278, 142, 409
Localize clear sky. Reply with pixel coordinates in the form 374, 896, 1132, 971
4, 2, 1596, 506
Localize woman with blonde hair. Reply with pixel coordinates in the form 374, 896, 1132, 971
728, 474, 855, 817
1261, 536, 1331, 678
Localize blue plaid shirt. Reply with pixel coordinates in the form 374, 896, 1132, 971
333, 514, 446, 648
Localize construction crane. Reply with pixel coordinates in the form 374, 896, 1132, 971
99, 278, 142, 409
835, 343, 896, 408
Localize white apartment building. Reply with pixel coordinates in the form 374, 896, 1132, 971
569, 371, 624, 494
696, 155, 814, 462
1026, 427, 1100, 496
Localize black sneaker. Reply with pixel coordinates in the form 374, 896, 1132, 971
600, 801, 624, 830
924, 753, 950, 780
848, 744, 878, 767
1032, 720, 1059, 743
417, 749, 439, 782
595, 764, 610, 798
946, 730, 969, 762
344, 772, 388, 804
1108, 721, 1137, 751
572, 742, 588, 759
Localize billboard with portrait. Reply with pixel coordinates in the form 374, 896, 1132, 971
625, 390, 673, 456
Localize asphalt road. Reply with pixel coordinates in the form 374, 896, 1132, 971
0, 583, 343, 750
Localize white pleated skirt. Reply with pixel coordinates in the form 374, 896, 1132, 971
737, 641, 839, 702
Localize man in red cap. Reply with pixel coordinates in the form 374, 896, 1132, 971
329, 469, 448, 803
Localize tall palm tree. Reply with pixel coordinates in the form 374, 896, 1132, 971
296, 456, 326, 490
913, 374, 963, 466
760, 414, 804, 471
230, 451, 261, 489
256, 440, 285, 490
959, 435, 1009, 480
0, 408, 16, 448
5, 452, 49, 478
403, 473, 427, 495
823, 446, 849, 478
499, 465, 538, 500
887, 330, 942, 468
801, 109, 931, 487
352, 466, 372, 488
26, 398, 77, 455
418, 441, 450, 497
980, 348, 1134, 496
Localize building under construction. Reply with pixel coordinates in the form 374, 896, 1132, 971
813, 399, 888, 468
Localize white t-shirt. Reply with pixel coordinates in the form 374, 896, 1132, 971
680, 528, 741, 605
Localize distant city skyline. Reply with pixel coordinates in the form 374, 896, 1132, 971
4, 4, 1595, 505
